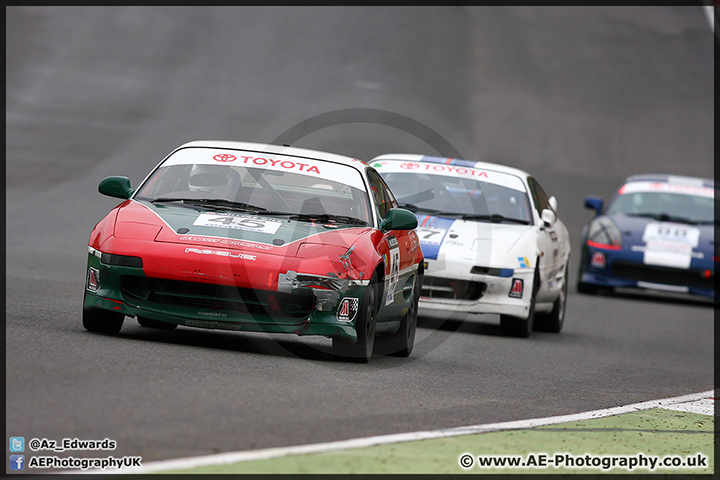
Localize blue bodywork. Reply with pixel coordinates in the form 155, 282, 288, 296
578, 175, 715, 298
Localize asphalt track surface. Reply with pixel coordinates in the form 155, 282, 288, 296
5, 6, 714, 470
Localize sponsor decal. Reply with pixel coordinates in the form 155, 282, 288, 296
164, 149, 367, 190
509, 278, 524, 298
642, 222, 700, 269
380, 160, 527, 192
179, 235, 274, 250
422, 164, 488, 178
517, 256, 530, 268
336, 297, 359, 322
193, 213, 283, 234
197, 312, 228, 318
185, 319, 245, 330
235, 156, 321, 174
213, 154, 237, 162
619, 181, 714, 198
386, 237, 401, 305
86, 268, 100, 292
591, 252, 606, 268
185, 247, 257, 260
416, 216, 454, 260
549, 231, 558, 242
396, 161, 490, 178
631, 245, 706, 259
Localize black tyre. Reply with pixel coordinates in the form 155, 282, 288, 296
536, 263, 568, 333
385, 276, 420, 357
576, 253, 598, 294
83, 308, 124, 334
500, 298, 535, 338
333, 276, 377, 363
137, 316, 178, 330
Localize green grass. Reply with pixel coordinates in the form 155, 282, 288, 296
158, 408, 713, 474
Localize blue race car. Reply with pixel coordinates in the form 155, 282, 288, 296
577, 174, 715, 298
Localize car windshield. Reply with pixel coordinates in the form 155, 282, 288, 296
607, 190, 715, 225
379, 171, 532, 224
133, 150, 372, 225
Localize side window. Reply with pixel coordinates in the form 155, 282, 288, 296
367, 169, 396, 219
379, 174, 399, 209
527, 177, 551, 213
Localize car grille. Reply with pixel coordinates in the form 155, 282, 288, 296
120, 276, 315, 320
611, 261, 713, 289
420, 276, 486, 300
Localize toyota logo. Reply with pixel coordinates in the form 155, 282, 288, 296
401, 162, 420, 169
213, 154, 237, 162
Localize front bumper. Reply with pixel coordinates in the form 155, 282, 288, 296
418, 269, 535, 319
83, 252, 365, 341
579, 244, 714, 298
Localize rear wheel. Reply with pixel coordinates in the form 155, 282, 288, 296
385, 275, 420, 357
333, 276, 377, 363
83, 308, 124, 334
137, 316, 178, 330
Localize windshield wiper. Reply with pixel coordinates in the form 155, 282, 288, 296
463, 213, 530, 224
398, 203, 440, 214
150, 198, 268, 212
261, 212, 368, 226
430, 212, 530, 224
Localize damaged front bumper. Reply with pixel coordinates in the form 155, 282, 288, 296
83, 251, 370, 342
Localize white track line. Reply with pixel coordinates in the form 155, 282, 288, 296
84, 389, 713, 474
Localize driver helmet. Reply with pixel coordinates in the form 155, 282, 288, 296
188, 165, 238, 199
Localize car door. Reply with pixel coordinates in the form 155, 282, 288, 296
527, 177, 563, 301
366, 168, 417, 320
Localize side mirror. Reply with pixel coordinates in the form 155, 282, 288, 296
548, 196, 557, 212
380, 208, 418, 231
99, 176, 133, 199
584, 196, 604, 216
541, 208, 556, 227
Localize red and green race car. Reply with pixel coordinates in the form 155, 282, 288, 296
83, 141, 423, 362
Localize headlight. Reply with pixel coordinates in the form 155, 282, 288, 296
587, 217, 622, 250
89, 246, 144, 268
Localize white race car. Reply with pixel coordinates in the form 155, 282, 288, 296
372, 154, 571, 337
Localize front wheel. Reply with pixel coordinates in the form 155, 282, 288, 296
500, 269, 538, 338
536, 262, 568, 333
500, 300, 535, 337
384, 275, 420, 357
333, 276, 377, 363
83, 308, 124, 334
576, 254, 599, 294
